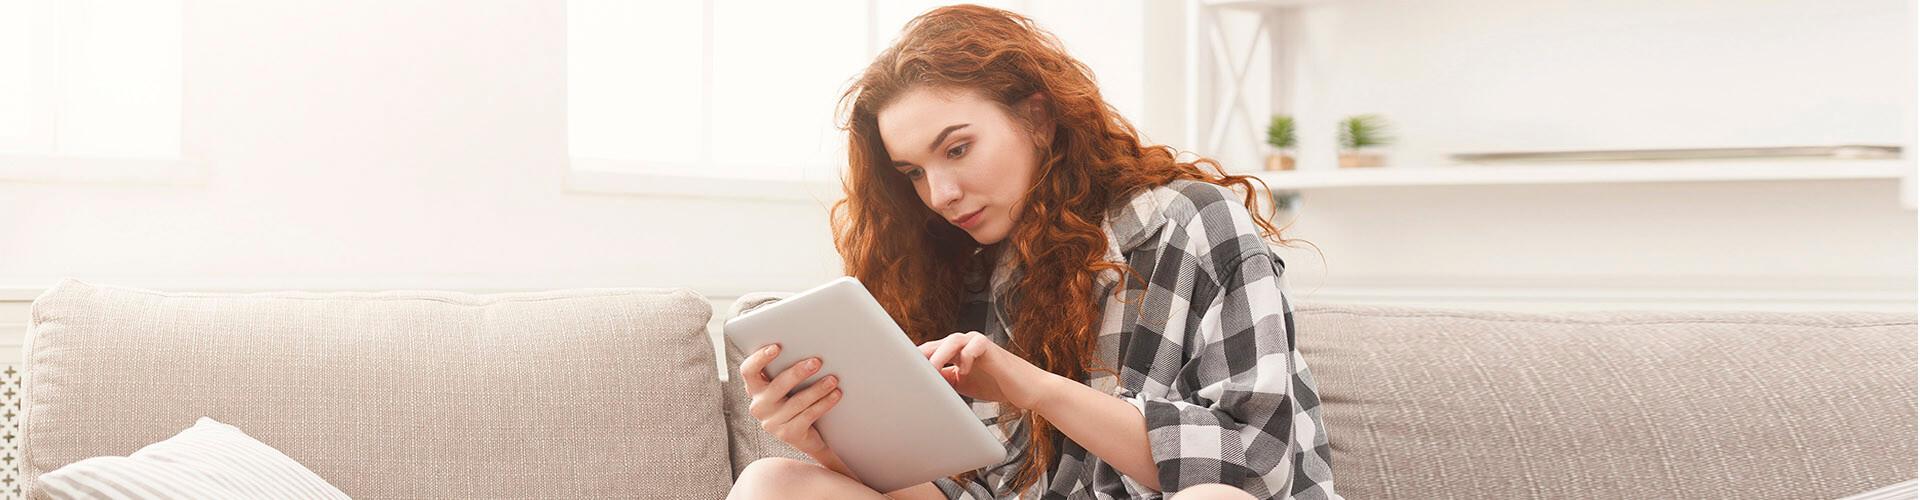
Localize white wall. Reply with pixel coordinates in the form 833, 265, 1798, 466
1267, 179, 1917, 312
1247, 0, 1919, 312
1311, 0, 1915, 167
1, 1, 845, 297
0, 0, 1913, 315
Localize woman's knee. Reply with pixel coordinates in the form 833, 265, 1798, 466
1168, 483, 1257, 500
740, 457, 812, 477
730, 457, 829, 497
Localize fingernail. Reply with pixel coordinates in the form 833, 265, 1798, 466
806, 358, 821, 370
825, 375, 838, 385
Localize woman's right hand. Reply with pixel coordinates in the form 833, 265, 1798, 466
740, 343, 844, 458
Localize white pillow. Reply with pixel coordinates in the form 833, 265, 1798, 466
37, 417, 350, 500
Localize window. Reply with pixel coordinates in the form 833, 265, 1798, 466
565, 0, 1145, 199
0, 0, 185, 178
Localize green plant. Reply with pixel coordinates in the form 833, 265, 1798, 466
1338, 114, 1394, 151
1266, 115, 1296, 150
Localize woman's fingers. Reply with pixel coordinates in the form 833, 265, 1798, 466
926, 331, 991, 375
959, 334, 991, 375
739, 344, 780, 394
747, 356, 819, 420
764, 356, 821, 400
735, 345, 838, 454
784, 386, 845, 432
927, 332, 968, 370
765, 375, 839, 426
761, 378, 843, 453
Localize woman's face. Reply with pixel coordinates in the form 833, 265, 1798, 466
876, 88, 1048, 246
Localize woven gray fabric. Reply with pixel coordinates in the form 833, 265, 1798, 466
1292, 302, 1917, 500
720, 292, 812, 479
23, 280, 734, 500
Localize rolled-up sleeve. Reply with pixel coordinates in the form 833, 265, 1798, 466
1118, 250, 1302, 498
932, 475, 996, 500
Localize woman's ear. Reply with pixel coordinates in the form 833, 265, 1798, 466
1019, 92, 1054, 145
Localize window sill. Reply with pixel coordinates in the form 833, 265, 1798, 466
564, 158, 843, 203
0, 154, 206, 186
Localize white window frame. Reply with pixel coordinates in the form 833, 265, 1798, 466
562, 0, 854, 202
562, 0, 1154, 202
567, 158, 845, 202
0, 0, 200, 186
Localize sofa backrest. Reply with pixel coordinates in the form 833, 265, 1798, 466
23, 280, 735, 499
721, 294, 1920, 498
1295, 303, 1917, 499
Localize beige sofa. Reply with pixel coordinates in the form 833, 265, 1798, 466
20, 280, 1916, 499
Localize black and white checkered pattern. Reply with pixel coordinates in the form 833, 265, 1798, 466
933, 180, 1340, 500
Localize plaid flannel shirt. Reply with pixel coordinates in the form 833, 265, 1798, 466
933, 179, 1340, 500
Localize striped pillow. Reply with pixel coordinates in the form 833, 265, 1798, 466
37, 417, 350, 500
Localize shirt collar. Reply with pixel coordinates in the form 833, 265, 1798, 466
984, 183, 1176, 306
1101, 184, 1176, 255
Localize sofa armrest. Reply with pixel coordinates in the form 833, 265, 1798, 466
720, 292, 812, 480
728, 292, 790, 321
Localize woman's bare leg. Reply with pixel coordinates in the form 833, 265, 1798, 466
1168, 483, 1258, 500
727, 457, 891, 500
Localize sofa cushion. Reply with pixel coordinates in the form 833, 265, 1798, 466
39, 417, 349, 500
1295, 302, 1917, 500
24, 279, 732, 499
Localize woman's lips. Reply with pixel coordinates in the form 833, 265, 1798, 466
952, 207, 986, 229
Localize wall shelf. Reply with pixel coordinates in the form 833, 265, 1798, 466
1245, 160, 1913, 190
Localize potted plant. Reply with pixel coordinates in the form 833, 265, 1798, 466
1265, 115, 1297, 171
1337, 114, 1393, 168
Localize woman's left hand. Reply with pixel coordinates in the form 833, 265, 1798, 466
919, 331, 1057, 409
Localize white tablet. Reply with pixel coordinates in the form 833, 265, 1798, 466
723, 276, 1006, 493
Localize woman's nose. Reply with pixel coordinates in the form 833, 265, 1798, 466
926, 169, 963, 209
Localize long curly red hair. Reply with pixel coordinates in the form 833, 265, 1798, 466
834, 4, 1300, 493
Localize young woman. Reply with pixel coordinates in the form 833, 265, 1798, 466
727, 5, 1338, 500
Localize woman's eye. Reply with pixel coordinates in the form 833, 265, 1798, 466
946, 143, 969, 159
904, 167, 924, 179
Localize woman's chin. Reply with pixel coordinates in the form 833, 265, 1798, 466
967, 227, 1009, 245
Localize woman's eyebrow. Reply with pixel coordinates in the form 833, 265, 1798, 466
924, 123, 970, 153
890, 123, 971, 168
